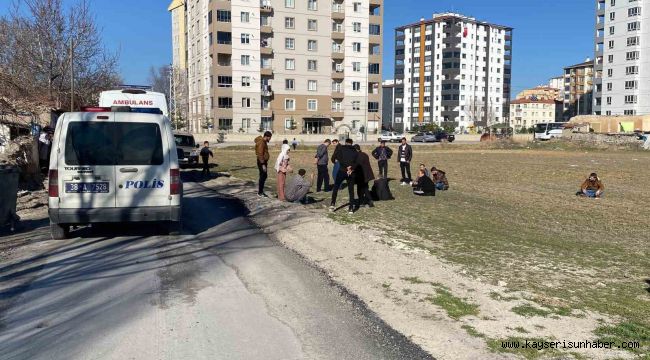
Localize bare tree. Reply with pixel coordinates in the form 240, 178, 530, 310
0, 0, 121, 110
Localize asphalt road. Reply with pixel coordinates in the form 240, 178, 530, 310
0, 179, 431, 360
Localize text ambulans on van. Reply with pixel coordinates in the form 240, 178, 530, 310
99, 89, 169, 117
48, 107, 182, 239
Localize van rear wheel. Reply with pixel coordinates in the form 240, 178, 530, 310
50, 223, 70, 240
167, 221, 182, 236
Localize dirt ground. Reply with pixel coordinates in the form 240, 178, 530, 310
205, 142, 649, 359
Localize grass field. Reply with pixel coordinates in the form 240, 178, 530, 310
209, 141, 650, 355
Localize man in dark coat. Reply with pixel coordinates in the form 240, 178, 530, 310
330, 138, 358, 214
397, 137, 413, 185
371, 141, 393, 179
354, 144, 375, 208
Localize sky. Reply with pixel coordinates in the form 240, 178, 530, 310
1, 0, 596, 97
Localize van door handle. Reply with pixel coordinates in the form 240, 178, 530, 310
119, 168, 138, 173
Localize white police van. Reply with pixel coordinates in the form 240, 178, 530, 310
48, 106, 182, 239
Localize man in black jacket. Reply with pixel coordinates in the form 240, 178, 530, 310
371, 140, 393, 179
200, 141, 214, 177
397, 137, 413, 185
330, 138, 358, 214
354, 144, 375, 208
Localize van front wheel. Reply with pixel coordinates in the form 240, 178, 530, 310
51, 223, 70, 240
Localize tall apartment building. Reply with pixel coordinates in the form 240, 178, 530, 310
393, 13, 512, 132
563, 60, 594, 120
169, 0, 189, 124
381, 80, 396, 130
174, 0, 383, 135
593, 0, 649, 115
185, 0, 212, 133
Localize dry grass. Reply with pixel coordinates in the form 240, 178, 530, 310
211, 142, 650, 339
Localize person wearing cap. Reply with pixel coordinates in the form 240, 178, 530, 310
371, 140, 393, 179
577, 173, 604, 198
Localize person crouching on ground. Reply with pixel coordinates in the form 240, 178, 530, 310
275, 143, 291, 201
354, 144, 375, 208
285, 169, 314, 204
431, 166, 449, 191
412, 169, 436, 196
577, 173, 604, 198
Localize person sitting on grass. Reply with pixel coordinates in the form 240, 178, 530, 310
412, 169, 436, 196
285, 169, 314, 204
576, 172, 604, 198
419, 164, 431, 179
431, 166, 449, 191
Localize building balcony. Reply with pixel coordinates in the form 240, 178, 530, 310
332, 68, 344, 79
261, 25, 273, 34
260, 40, 273, 54
332, 89, 344, 98
332, 5, 345, 19
369, 0, 381, 5
214, 42, 232, 54
260, 1, 273, 13
332, 50, 345, 60
261, 67, 273, 76
261, 85, 273, 97
331, 109, 344, 117
332, 31, 345, 40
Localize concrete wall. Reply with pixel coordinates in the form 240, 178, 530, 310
570, 115, 650, 133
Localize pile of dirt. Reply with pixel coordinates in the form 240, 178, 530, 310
0, 136, 44, 191
16, 189, 48, 214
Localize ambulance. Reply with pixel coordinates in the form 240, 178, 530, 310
99, 89, 169, 117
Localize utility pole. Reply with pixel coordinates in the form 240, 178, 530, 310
70, 38, 74, 111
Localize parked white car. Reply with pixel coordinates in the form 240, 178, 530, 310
48, 107, 182, 239
378, 131, 403, 143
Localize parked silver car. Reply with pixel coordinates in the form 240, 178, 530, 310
411, 132, 437, 142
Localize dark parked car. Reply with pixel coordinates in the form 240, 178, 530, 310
434, 132, 455, 143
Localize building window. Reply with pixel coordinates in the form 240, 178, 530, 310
241, 76, 251, 87
352, 62, 361, 72
241, 33, 250, 44
308, 40, 317, 51
308, 19, 317, 31
353, 22, 361, 33
241, 55, 250, 65
218, 118, 233, 130
307, 0, 317, 10
308, 80, 317, 91
285, 99, 295, 110
241, 118, 251, 129
624, 110, 636, 115
285, 17, 295, 29
241, 12, 250, 23
369, 24, 381, 35
608, 54, 614, 63
626, 51, 639, 60
285, 79, 295, 90
627, 36, 639, 46
307, 99, 318, 111
628, 7, 641, 17
352, 81, 361, 91
285, 118, 294, 129
608, 40, 615, 49
368, 102, 379, 113
606, 82, 612, 91
625, 65, 638, 74
218, 76, 232, 87
217, 97, 232, 108
607, 69, 613, 77
609, 26, 615, 35
216, 10, 231, 22
625, 80, 637, 89
369, 63, 380, 74
353, 2, 361, 12
609, 12, 615, 21
242, 98, 251, 108
285, 38, 295, 50
308, 59, 317, 71
624, 95, 637, 104
352, 101, 361, 110
352, 42, 361, 52
285, 0, 294, 8
628, 21, 641, 31
285, 58, 295, 70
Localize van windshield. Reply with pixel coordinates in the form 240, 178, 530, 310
174, 135, 195, 147
534, 124, 548, 133
65, 122, 164, 166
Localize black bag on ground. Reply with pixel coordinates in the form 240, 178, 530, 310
371, 178, 394, 201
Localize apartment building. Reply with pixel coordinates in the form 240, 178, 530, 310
563, 60, 594, 121
393, 13, 512, 132
593, 0, 649, 115
381, 79, 398, 130
174, 0, 383, 135
510, 98, 562, 131
169, 0, 189, 123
